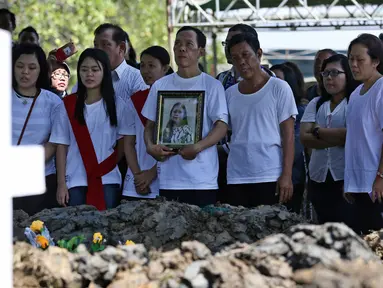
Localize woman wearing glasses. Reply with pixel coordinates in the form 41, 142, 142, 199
49, 60, 70, 98
300, 54, 359, 225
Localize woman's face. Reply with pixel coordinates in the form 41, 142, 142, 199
171, 105, 185, 126
79, 57, 104, 89
322, 61, 347, 96
140, 54, 168, 86
348, 43, 379, 82
51, 68, 69, 92
14, 53, 40, 90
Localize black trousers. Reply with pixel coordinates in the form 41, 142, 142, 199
310, 173, 353, 226
285, 183, 305, 214
13, 173, 58, 216
227, 182, 279, 208
352, 193, 383, 235
217, 145, 229, 204
160, 189, 217, 207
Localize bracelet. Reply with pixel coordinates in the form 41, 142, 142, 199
377, 171, 383, 179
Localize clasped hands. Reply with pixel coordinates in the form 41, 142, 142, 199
147, 143, 202, 162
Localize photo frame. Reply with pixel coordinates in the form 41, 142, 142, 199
155, 91, 205, 149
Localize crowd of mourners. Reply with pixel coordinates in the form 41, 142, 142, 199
2, 8, 383, 236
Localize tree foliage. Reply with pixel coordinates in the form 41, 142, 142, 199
9, 0, 168, 86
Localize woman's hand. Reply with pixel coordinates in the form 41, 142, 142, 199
57, 183, 69, 207
134, 169, 156, 195
372, 177, 383, 203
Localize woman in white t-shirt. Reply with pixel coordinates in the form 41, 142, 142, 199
345, 34, 383, 234
121, 46, 172, 199
50, 48, 127, 210
12, 44, 61, 215
300, 54, 359, 225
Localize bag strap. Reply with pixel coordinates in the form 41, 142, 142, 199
17, 89, 40, 145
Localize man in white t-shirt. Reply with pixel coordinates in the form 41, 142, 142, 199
142, 26, 229, 207
225, 32, 297, 207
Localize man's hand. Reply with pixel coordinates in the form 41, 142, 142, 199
372, 177, 383, 203
134, 169, 156, 195
178, 144, 202, 160
277, 174, 293, 203
147, 144, 176, 162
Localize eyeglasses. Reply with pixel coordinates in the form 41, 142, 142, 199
320, 70, 345, 78
52, 72, 70, 80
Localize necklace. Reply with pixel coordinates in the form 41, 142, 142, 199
14, 91, 35, 105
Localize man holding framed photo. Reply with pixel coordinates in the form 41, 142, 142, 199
143, 26, 228, 207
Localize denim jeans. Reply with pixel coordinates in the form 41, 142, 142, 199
69, 184, 121, 209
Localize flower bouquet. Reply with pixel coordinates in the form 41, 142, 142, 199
24, 220, 55, 250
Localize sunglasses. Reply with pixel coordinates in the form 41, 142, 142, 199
321, 70, 345, 78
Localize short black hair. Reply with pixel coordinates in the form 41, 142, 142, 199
348, 33, 383, 74
227, 32, 260, 56
379, 33, 383, 42
141, 45, 170, 66
12, 44, 49, 90
228, 24, 258, 38
315, 48, 337, 58
176, 26, 206, 48
0, 8, 16, 30
94, 23, 126, 45
18, 26, 39, 39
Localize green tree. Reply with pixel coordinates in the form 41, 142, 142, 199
9, 0, 168, 87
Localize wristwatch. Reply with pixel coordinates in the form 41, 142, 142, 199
377, 171, 383, 179
312, 127, 320, 139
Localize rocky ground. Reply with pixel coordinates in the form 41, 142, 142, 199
13, 199, 306, 252
13, 200, 383, 288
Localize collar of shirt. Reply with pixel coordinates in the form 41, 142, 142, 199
113, 60, 129, 80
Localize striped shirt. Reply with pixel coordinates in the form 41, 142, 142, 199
71, 60, 148, 102
12, 89, 62, 176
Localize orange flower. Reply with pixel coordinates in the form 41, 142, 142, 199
36, 235, 49, 249
125, 240, 135, 246
30, 220, 44, 233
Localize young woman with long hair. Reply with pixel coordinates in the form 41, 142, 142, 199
50, 48, 128, 210
12, 43, 62, 215
122, 45, 172, 200
300, 54, 359, 225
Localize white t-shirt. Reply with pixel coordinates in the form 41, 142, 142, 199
71, 60, 148, 101
120, 97, 159, 198
12, 89, 61, 176
226, 77, 298, 184
344, 77, 383, 193
301, 97, 347, 183
49, 96, 128, 189
142, 72, 229, 190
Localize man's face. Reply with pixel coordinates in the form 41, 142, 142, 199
173, 30, 203, 69
224, 30, 242, 64
0, 13, 13, 33
314, 51, 333, 83
94, 29, 125, 70
230, 41, 262, 80
19, 32, 39, 45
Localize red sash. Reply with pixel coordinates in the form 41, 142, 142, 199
130, 89, 149, 127
63, 94, 117, 210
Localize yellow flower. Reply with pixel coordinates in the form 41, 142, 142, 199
30, 220, 44, 233
125, 240, 135, 246
36, 235, 49, 249
93, 232, 103, 244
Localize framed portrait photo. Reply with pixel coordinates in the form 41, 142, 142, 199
155, 91, 205, 149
